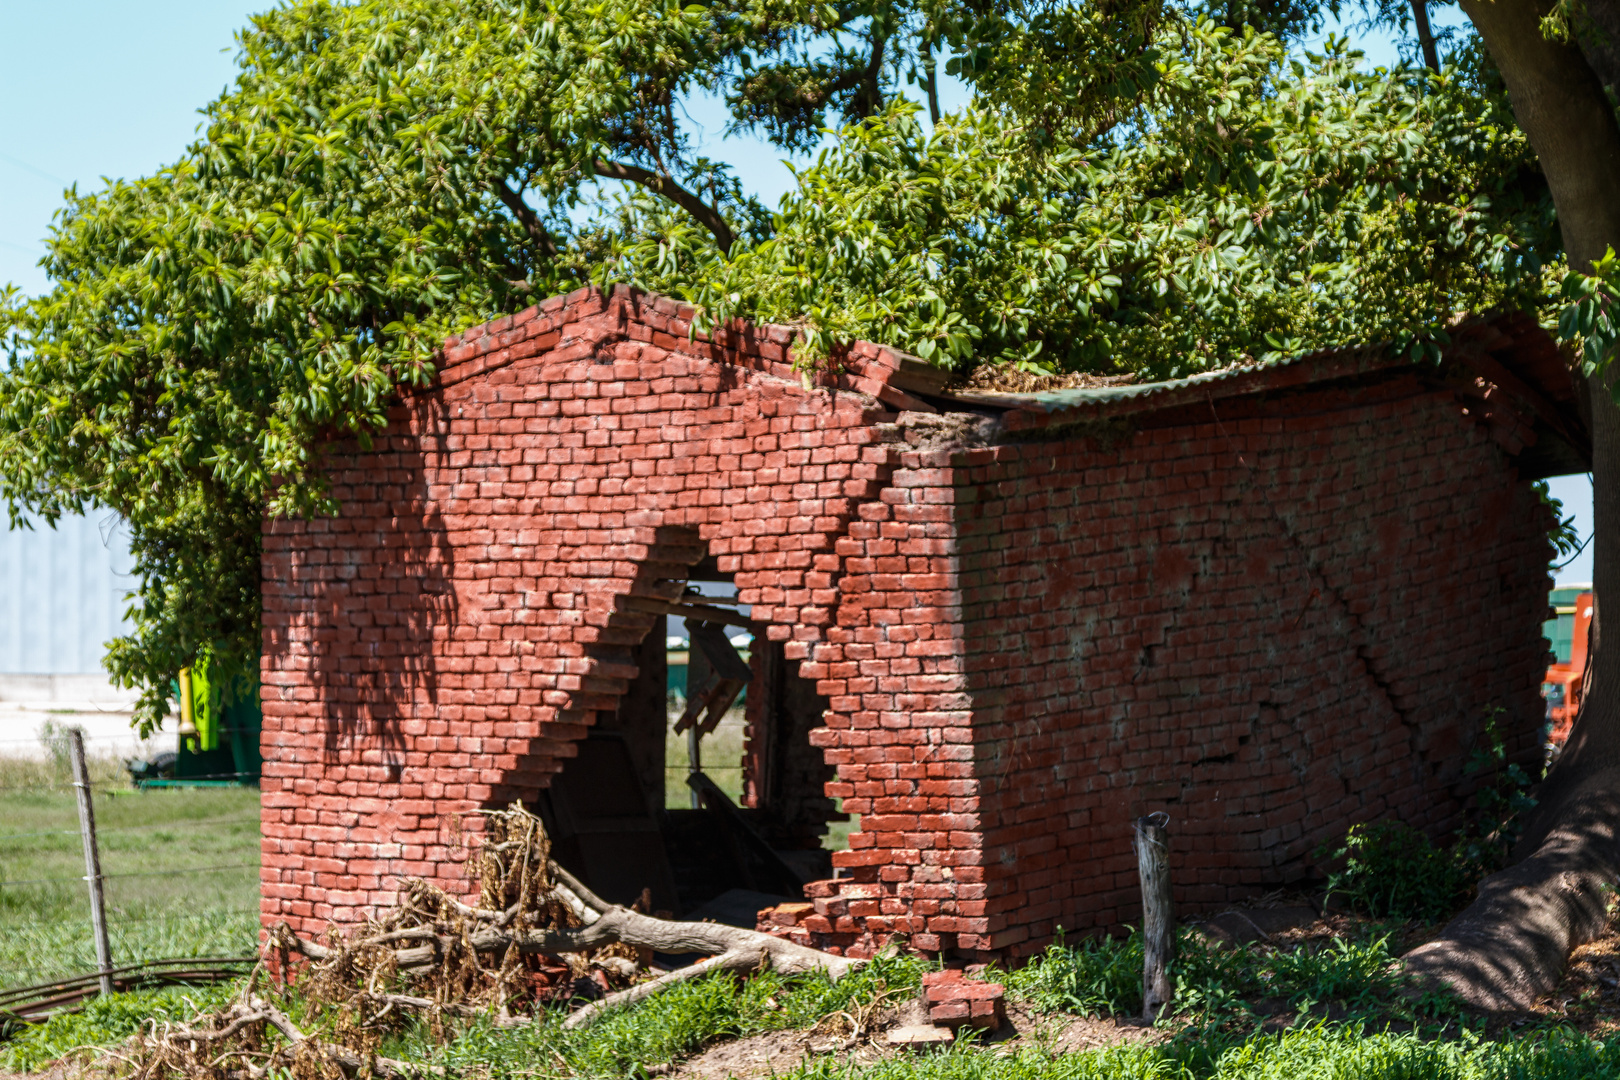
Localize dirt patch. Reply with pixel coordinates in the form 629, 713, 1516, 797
668, 996, 1165, 1080
1001, 1003, 1165, 1056
1528, 922, 1620, 1034
670, 1028, 827, 1080
0, 1061, 92, 1080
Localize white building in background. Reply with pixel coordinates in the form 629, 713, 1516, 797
0, 511, 147, 757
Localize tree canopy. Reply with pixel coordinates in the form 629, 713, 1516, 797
0, 0, 1574, 727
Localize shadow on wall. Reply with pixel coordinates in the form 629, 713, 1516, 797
307, 395, 460, 771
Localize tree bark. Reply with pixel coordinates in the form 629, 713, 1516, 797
1412, 0, 1440, 73
1404, 0, 1620, 1010
1134, 813, 1174, 1022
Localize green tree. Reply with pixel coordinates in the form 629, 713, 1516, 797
0, 0, 1567, 760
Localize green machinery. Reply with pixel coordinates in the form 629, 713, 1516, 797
136, 661, 262, 788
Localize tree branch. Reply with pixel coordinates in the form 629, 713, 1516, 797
923, 40, 941, 126
562, 948, 764, 1030
1411, 0, 1440, 73
492, 179, 558, 261
592, 159, 736, 254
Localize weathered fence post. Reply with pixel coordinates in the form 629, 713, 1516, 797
1133, 811, 1173, 1022
69, 727, 114, 996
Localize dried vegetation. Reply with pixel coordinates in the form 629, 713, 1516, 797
102, 805, 854, 1080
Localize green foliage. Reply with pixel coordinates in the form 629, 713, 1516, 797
1536, 479, 1586, 564
1319, 711, 1539, 923
1318, 821, 1470, 923
0, 0, 1564, 718
1002, 925, 1457, 1029
402, 949, 927, 1078
1003, 930, 1144, 1017
1557, 245, 1620, 401
0, 982, 239, 1072
618, 26, 1555, 374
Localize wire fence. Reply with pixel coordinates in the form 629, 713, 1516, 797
0, 760, 263, 993
0, 772, 258, 795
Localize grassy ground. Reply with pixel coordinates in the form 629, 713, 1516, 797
0, 755, 260, 992
12, 921, 1620, 1079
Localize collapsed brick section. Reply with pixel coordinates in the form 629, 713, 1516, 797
260, 286, 1573, 961
921, 969, 1006, 1030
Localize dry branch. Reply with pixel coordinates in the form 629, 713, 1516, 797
562, 949, 766, 1030
119, 803, 857, 1077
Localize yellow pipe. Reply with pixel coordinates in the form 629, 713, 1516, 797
177, 667, 198, 745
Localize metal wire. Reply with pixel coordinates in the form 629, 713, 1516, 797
0, 864, 258, 887
0, 814, 260, 842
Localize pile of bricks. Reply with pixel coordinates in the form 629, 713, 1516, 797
921, 969, 1006, 1030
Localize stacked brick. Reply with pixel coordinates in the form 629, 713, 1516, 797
259, 286, 1567, 961
921, 970, 1007, 1030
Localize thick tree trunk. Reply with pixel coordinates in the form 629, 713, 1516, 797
1404, 0, 1620, 1010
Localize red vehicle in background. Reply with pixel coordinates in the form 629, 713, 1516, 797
1544, 585, 1594, 748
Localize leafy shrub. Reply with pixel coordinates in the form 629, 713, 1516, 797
1005, 927, 1446, 1028
1319, 710, 1539, 924
1003, 931, 1144, 1016
1318, 821, 1468, 923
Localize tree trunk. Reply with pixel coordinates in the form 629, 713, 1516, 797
1404, 0, 1620, 1010
1411, 0, 1440, 73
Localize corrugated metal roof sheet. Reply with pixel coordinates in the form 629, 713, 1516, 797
939, 345, 1390, 418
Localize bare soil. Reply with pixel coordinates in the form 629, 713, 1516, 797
1527, 922, 1620, 1033
666, 998, 1167, 1080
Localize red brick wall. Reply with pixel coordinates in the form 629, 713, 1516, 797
259, 287, 975, 949
260, 288, 1554, 961
945, 380, 1551, 956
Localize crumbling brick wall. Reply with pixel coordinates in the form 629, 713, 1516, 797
260, 287, 974, 944
943, 381, 1551, 956
260, 287, 1558, 960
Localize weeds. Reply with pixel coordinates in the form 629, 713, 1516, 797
382, 950, 927, 1078
1004, 927, 1462, 1030
9, 947, 1620, 1080
1318, 709, 1539, 923
1, 983, 239, 1072
1316, 822, 1468, 923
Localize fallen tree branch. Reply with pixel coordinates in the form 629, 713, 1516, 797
253, 806, 856, 1051
256, 998, 444, 1079
282, 902, 852, 979
562, 948, 764, 1030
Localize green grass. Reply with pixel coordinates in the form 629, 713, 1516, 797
408, 949, 928, 1077
10, 943, 1620, 1080
664, 708, 748, 809
0, 982, 240, 1072
1003, 926, 1461, 1031
0, 754, 261, 992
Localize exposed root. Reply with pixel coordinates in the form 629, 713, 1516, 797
1403, 775, 1620, 1010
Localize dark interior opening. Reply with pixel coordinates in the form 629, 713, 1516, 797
536, 555, 841, 927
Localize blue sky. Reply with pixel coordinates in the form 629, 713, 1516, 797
0, 2, 1593, 583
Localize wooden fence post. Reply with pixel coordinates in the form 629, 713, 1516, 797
1133, 811, 1173, 1022
69, 727, 114, 996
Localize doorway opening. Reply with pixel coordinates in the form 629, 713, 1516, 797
535, 552, 846, 926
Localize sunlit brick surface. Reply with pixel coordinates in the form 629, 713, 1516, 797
260, 287, 1557, 960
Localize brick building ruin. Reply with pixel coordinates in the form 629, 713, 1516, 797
260, 285, 1588, 960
